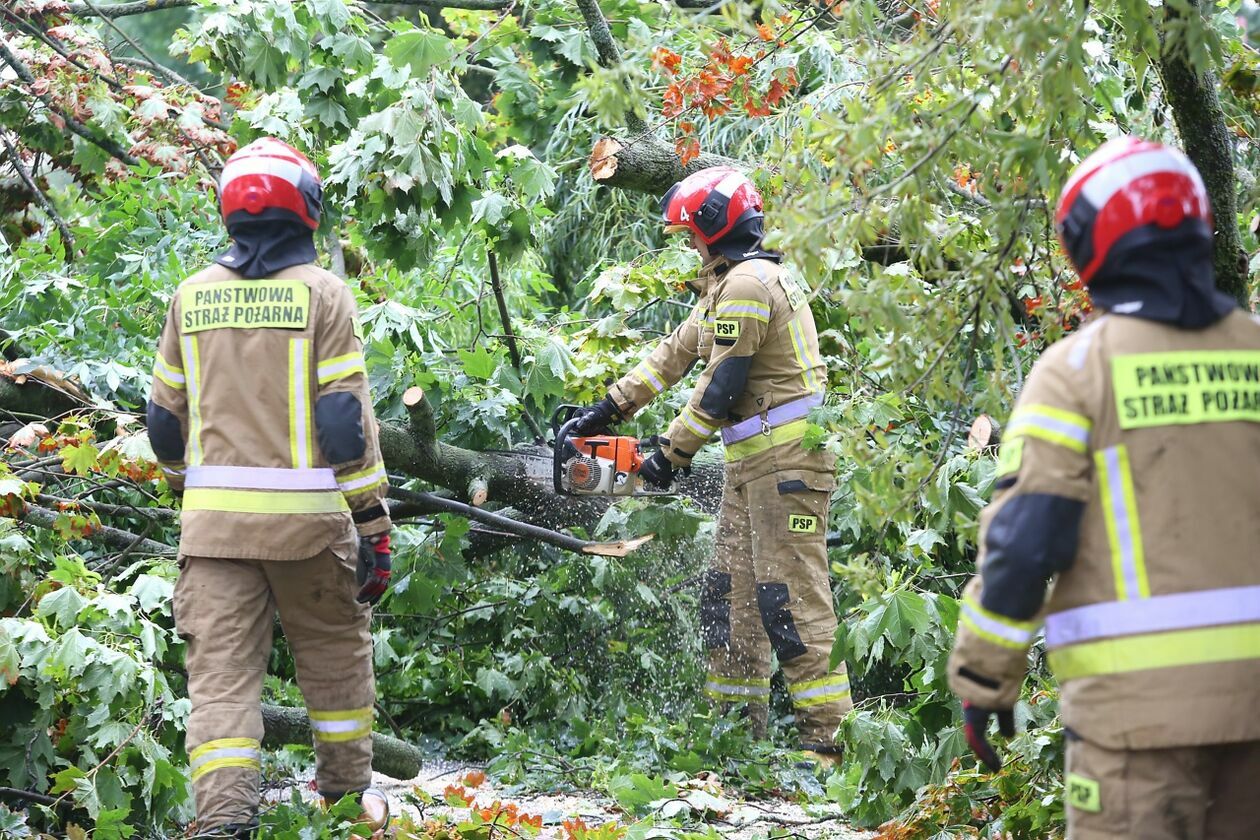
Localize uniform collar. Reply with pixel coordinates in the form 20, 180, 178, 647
689, 255, 731, 294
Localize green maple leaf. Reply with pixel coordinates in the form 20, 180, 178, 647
458, 346, 498, 380
60, 443, 98, 476
384, 30, 454, 77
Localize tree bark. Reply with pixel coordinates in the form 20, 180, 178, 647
589, 137, 745, 196
260, 704, 425, 780
1158, 0, 1250, 304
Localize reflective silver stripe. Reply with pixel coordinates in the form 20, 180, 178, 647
310, 718, 367, 734
961, 601, 1036, 646
789, 679, 850, 702
720, 392, 824, 445
1045, 585, 1260, 649
183, 336, 203, 466
185, 465, 338, 491
704, 681, 771, 698
190, 747, 259, 772
338, 464, 387, 493
634, 363, 666, 395
1006, 411, 1091, 449
316, 353, 366, 384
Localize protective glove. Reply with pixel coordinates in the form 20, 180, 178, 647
962, 701, 1015, 772
570, 396, 622, 436
356, 533, 392, 605
637, 449, 676, 490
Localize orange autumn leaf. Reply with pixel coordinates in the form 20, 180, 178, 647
756, 23, 774, 41
652, 47, 682, 74
462, 770, 486, 788
728, 54, 754, 75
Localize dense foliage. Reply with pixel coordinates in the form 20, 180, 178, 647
2, 0, 1258, 837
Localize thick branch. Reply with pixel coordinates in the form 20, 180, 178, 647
575, 0, 649, 135
589, 136, 744, 196
0, 373, 87, 420
20, 504, 176, 556
0, 133, 75, 255
260, 704, 424, 780
1158, 1, 1249, 304
67, 0, 195, 16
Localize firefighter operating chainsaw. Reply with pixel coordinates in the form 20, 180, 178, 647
566, 167, 850, 764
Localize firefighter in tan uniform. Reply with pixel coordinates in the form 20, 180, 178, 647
572, 168, 850, 762
147, 139, 392, 836
949, 137, 1260, 839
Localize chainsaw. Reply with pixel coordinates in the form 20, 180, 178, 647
550, 405, 674, 496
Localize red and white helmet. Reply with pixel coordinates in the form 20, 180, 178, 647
219, 137, 323, 230
660, 166, 763, 244
1056, 136, 1211, 285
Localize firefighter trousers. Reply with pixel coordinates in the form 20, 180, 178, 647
1065, 735, 1260, 839
700, 468, 851, 748
173, 547, 375, 830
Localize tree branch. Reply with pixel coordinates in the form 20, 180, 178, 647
1158, 0, 1249, 304
261, 703, 425, 780
0, 133, 76, 256
588, 136, 744, 195
67, 0, 195, 17
575, 0, 649, 135
19, 504, 176, 556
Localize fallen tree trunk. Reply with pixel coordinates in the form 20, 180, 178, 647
260, 704, 425, 780
589, 137, 744, 196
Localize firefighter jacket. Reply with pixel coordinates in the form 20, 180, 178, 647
949, 310, 1260, 750
609, 256, 832, 484
147, 263, 391, 561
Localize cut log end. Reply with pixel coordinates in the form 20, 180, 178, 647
402, 386, 426, 408
582, 533, 655, 558
589, 136, 623, 182
467, 477, 489, 507
968, 414, 1002, 451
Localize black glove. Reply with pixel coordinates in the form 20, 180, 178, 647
356, 533, 392, 605
637, 449, 676, 490
962, 701, 1015, 772
570, 396, 622, 436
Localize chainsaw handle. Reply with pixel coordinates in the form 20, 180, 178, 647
551, 404, 584, 438
553, 414, 583, 495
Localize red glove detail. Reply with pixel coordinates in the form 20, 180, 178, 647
356, 533, 392, 605
963, 702, 1015, 772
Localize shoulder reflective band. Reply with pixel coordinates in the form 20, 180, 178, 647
722, 392, 824, 446
183, 488, 349, 515
995, 437, 1024, 478
338, 462, 387, 496
317, 352, 367, 386
787, 513, 818, 533
960, 593, 1039, 650
787, 674, 850, 708
189, 737, 260, 782
703, 673, 771, 703
1066, 774, 1102, 813
309, 706, 373, 742
633, 361, 667, 396
180, 279, 311, 333
182, 336, 204, 466
1006, 404, 1091, 453
1045, 585, 1260, 648
787, 315, 822, 393
185, 465, 337, 491
679, 405, 719, 439
153, 355, 185, 390
1095, 445, 1149, 600
1048, 622, 1260, 681
725, 419, 809, 462
715, 299, 772, 323
289, 338, 313, 469
1112, 350, 1260, 430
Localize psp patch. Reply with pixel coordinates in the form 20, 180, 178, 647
787, 513, 818, 533
1066, 773, 1101, 813
714, 319, 741, 340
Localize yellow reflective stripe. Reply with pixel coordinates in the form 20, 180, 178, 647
961, 593, 1039, 649
706, 674, 771, 688
190, 756, 259, 782
316, 352, 367, 385
724, 418, 808, 462
309, 707, 373, 742
183, 336, 203, 466
961, 612, 1031, 651
1048, 622, 1260, 681
995, 437, 1024, 477
338, 462, 388, 496
1096, 446, 1149, 600
190, 737, 258, 760
289, 338, 313, 469
680, 406, 718, 438
634, 362, 666, 395
787, 316, 820, 392
153, 355, 185, 390
1007, 404, 1092, 453
787, 674, 851, 708
183, 488, 349, 515
714, 299, 771, 323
